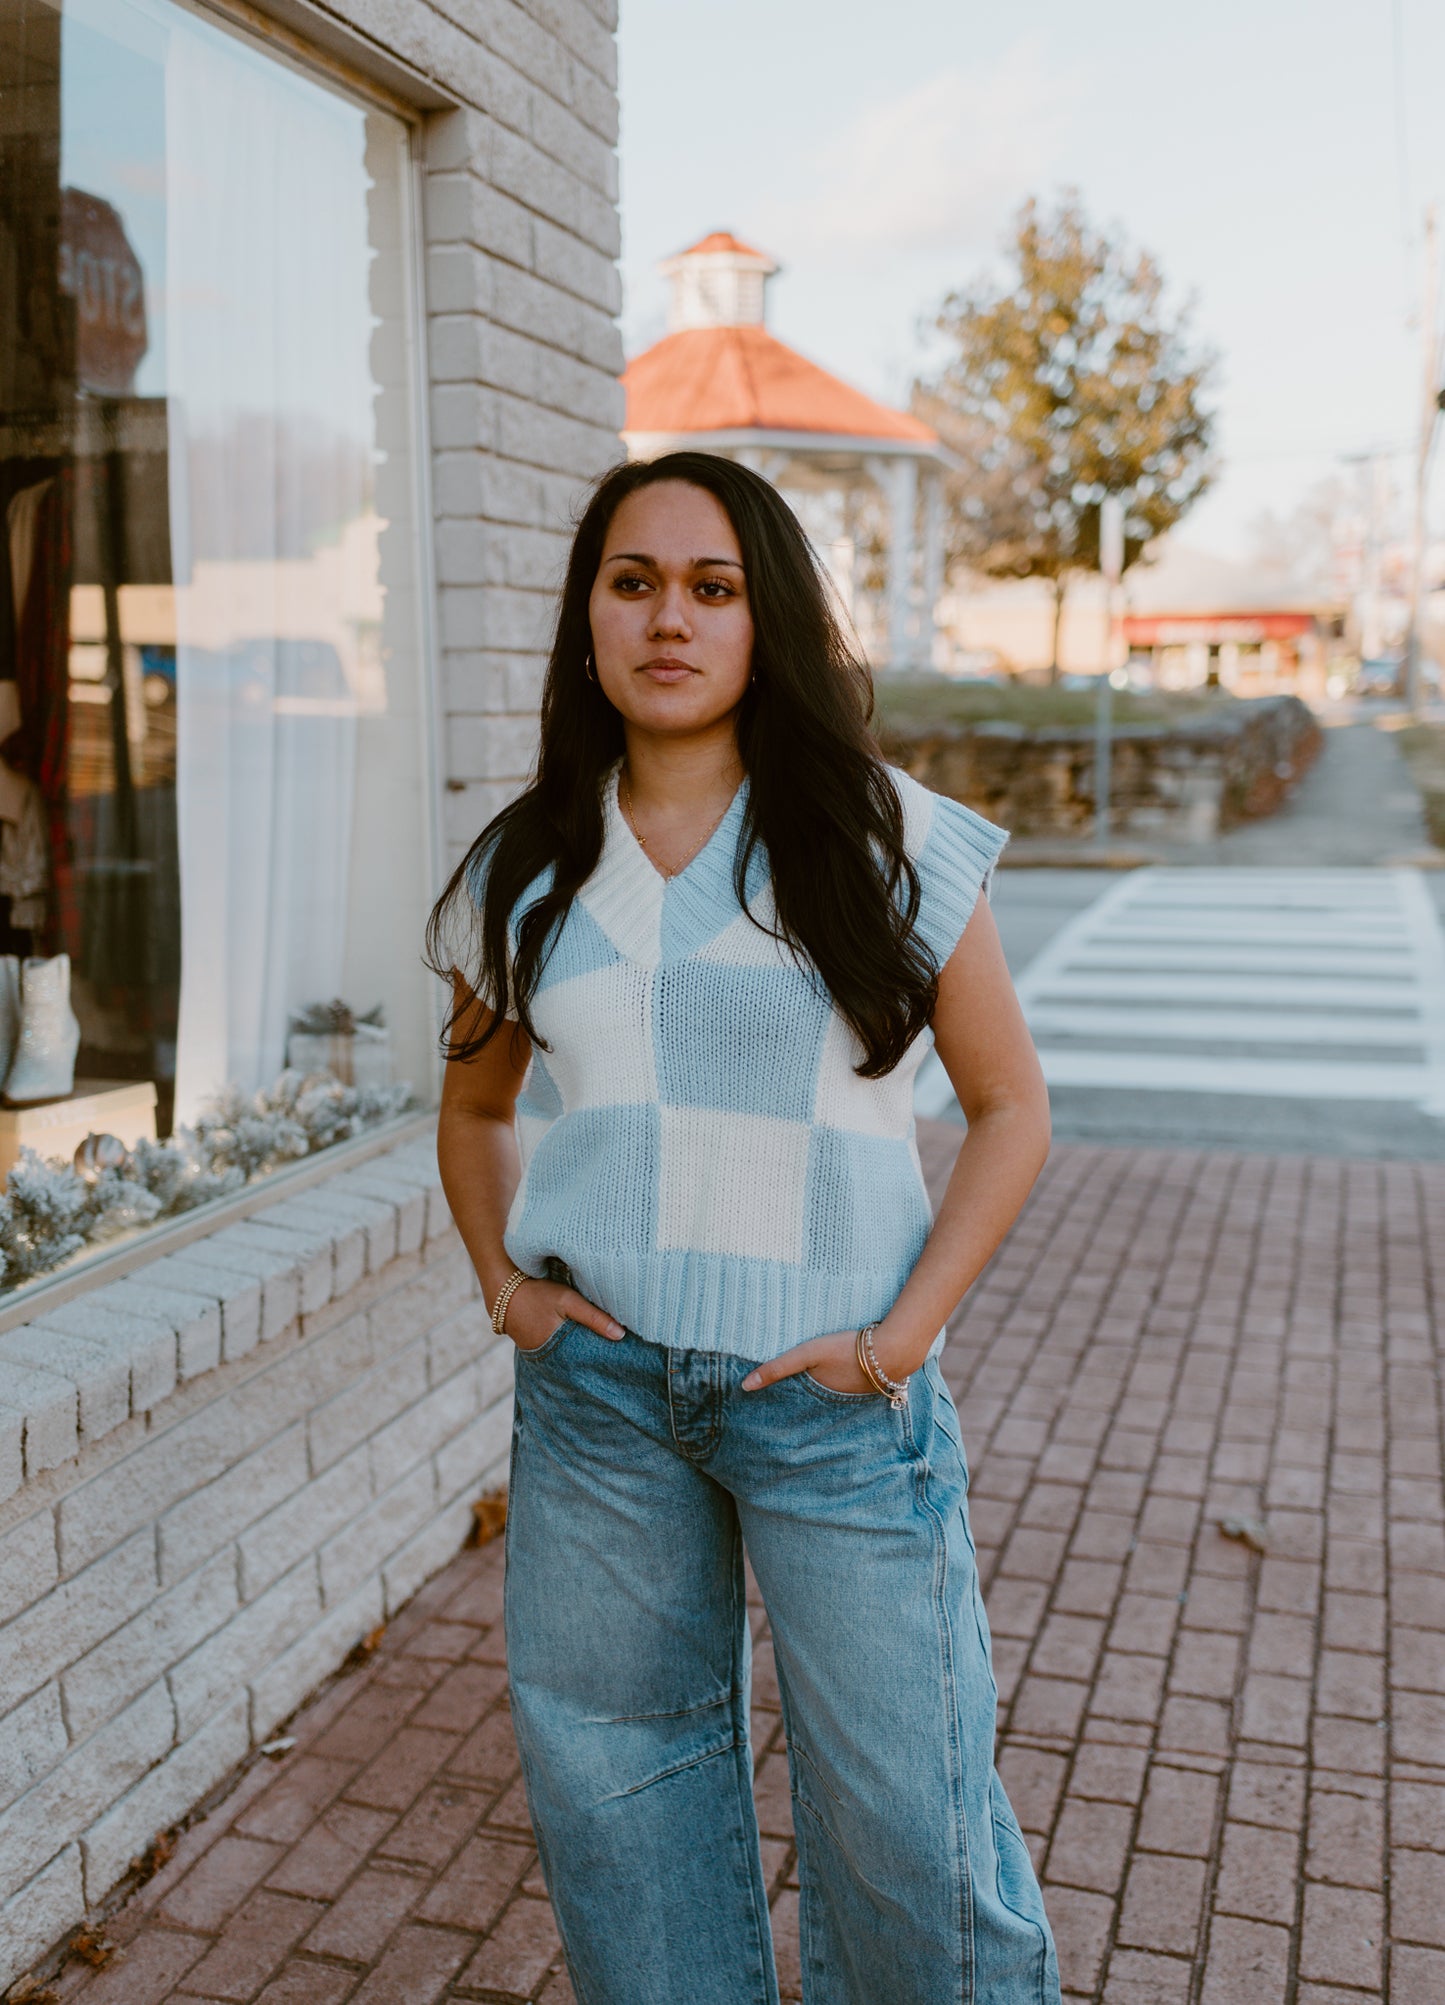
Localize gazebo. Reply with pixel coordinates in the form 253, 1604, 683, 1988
622, 232, 952, 670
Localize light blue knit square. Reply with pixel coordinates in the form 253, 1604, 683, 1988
533, 899, 626, 997
653, 960, 830, 1119
510, 1102, 661, 1260
804, 1127, 932, 1274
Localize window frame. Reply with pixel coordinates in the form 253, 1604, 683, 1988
0, 0, 451, 1320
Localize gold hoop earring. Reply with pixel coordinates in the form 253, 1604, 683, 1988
585, 651, 597, 683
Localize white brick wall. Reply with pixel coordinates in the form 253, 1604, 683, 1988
0, 0, 622, 1980
0, 1129, 516, 1986
408, 0, 625, 877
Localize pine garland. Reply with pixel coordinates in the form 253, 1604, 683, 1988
0, 1069, 415, 1292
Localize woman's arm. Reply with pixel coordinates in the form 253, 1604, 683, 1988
437, 976, 624, 1349
870, 894, 1050, 1374
742, 895, 1049, 1392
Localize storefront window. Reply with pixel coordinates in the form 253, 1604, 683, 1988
0, 0, 432, 1243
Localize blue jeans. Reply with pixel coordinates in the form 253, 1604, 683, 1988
505, 1323, 1060, 2005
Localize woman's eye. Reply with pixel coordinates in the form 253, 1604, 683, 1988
614, 574, 650, 593
697, 580, 736, 599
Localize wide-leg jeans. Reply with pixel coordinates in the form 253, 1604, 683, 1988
504, 1321, 1060, 2005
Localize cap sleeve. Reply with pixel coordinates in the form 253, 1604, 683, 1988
434, 840, 520, 1016
892, 768, 1009, 968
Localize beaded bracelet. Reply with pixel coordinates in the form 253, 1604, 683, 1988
490, 1267, 530, 1336
856, 1322, 909, 1409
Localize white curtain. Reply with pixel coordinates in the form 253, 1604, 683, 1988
165, 18, 374, 1120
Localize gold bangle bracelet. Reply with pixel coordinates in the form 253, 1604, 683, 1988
857, 1322, 909, 1409
490, 1267, 530, 1336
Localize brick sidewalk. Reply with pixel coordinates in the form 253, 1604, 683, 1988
45, 1127, 1445, 2004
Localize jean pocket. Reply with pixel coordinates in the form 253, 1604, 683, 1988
513, 1317, 577, 1364
797, 1369, 881, 1406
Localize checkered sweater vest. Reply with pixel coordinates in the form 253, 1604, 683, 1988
499, 765, 1008, 1362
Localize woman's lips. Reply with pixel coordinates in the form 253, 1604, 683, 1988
639, 660, 694, 682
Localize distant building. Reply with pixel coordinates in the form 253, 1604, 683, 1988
623, 233, 952, 668
1122, 608, 1333, 696
938, 540, 1346, 692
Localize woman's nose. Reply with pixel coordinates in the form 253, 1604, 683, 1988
648, 585, 692, 637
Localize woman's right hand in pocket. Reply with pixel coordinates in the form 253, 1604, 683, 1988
505, 1278, 625, 1352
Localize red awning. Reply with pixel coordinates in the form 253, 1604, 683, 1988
1123, 611, 1316, 646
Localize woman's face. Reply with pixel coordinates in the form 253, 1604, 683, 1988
589, 480, 755, 740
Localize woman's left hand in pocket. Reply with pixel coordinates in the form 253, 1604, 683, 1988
740, 1325, 917, 1394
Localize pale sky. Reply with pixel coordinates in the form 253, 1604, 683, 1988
617, 0, 1445, 561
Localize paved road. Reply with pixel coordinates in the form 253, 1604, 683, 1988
925, 721, 1445, 1161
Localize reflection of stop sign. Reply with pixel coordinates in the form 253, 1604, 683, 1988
59, 187, 148, 396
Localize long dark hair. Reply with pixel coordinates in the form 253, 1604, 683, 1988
425, 451, 938, 1078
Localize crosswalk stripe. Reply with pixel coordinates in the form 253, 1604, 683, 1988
1020, 1005, 1427, 1047
914, 866, 1445, 1119
1030, 972, 1432, 1007
1067, 945, 1415, 976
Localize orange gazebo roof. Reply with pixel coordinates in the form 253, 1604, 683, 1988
624, 324, 937, 447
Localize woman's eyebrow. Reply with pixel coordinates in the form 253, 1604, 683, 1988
602, 552, 744, 569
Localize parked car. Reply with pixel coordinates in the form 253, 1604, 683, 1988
1356, 656, 1406, 696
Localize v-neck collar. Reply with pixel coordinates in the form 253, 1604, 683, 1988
605, 764, 748, 890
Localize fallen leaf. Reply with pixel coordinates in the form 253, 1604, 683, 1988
472, 1491, 508, 1546
70, 1926, 115, 1969
1219, 1514, 1269, 1554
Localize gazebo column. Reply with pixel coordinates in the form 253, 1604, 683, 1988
921, 467, 944, 671
886, 455, 917, 670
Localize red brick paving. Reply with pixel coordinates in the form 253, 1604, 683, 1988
51, 1129, 1445, 2002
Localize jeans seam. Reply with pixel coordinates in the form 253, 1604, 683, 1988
771, 1668, 831, 2002
504, 1421, 591, 2005
907, 1398, 975, 2001
600, 1733, 748, 1802
991, 1806, 1053, 2005
592, 1689, 733, 1725
726, 1512, 780, 2005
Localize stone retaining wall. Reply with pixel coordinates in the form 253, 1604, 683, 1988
883, 695, 1324, 843
0, 1129, 507, 1986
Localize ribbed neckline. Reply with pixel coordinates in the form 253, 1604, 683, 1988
605, 763, 749, 891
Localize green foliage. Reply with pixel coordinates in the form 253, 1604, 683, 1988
872, 674, 1236, 737
913, 192, 1217, 655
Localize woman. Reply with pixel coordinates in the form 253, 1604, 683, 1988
430, 451, 1059, 2005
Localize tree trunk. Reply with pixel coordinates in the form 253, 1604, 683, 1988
1048, 577, 1067, 685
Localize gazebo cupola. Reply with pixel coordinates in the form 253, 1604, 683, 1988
623, 232, 954, 670
660, 231, 778, 331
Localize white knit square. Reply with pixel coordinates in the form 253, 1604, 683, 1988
657, 1105, 809, 1263
812, 1008, 927, 1139
693, 885, 794, 970
530, 962, 657, 1110
576, 783, 665, 966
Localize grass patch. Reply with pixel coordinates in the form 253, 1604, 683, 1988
1395, 723, 1445, 848
871, 675, 1240, 735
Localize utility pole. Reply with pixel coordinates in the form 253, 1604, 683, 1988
1094, 496, 1125, 847
1404, 205, 1444, 713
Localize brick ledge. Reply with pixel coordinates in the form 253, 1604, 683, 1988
0, 1120, 447, 1504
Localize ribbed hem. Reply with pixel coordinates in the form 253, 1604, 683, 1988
512, 1246, 930, 1362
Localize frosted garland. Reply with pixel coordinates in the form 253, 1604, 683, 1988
0, 1068, 414, 1290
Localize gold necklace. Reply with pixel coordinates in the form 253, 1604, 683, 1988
620, 769, 733, 879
